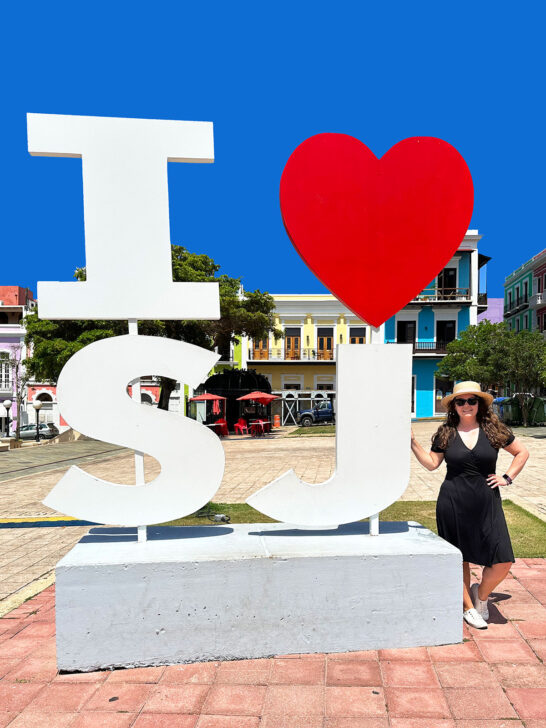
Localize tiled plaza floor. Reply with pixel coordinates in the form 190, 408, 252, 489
1, 559, 546, 726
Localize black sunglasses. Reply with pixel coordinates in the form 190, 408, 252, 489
454, 397, 479, 406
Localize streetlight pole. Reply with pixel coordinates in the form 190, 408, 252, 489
2, 400, 12, 438
32, 400, 43, 443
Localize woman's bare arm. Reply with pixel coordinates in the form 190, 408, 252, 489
502, 437, 529, 480
411, 428, 444, 471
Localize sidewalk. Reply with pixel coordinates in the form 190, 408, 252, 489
1, 559, 545, 726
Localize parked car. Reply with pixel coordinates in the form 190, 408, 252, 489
18, 423, 59, 440
296, 400, 335, 427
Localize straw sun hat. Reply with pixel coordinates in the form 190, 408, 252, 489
440, 381, 494, 411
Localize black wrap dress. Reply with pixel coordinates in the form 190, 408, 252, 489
432, 428, 515, 567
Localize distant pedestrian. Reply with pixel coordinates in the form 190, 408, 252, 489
411, 381, 529, 630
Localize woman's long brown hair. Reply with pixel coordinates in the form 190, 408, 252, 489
432, 397, 513, 450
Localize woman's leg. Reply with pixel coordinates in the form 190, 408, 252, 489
462, 561, 474, 610
478, 562, 512, 600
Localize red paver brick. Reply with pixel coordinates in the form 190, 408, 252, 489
70, 713, 137, 728
0, 683, 45, 712
17, 622, 56, 638
197, 717, 259, 727
260, 717, 323, 728
328, 650, 378, 661
476, 638, 539, 663
25, 682, 98, 712
384, 687, 450, 718
455, 722, 524, 728
505, 688, 546, 719
530, 639, 546, 660
105, 666, 165, 683
0, 715, 16, 728
493, 663, 546, 687
262, 685, 324, 716
378, 647, 429, 661
270, 658, 325, 685
274, 653, 325, 659
325, 720, 389, 728
79, 683, 152, 712
516, 620, 546, 639
0, 638, 39, 659
161, 662, 218, 684
4, 657, 58, 683
327, 660, 381, 687
389, 720, 455, 728
133, 715, 197, 728
444, 687, 517, 719
496, 604, 546, 620
6, 713, 76, 728
53, 670, 109, 683
0, 657, 24, 678
427, 641, 482, 662
202, 684, 266, 716
434, 661, 499, 687
143, 684, 210, 714
525, 721, 546, 728
471, 620, 520, 639
216, 659, 271, 684
325, 686, 386, 717
380, 661, 439, 688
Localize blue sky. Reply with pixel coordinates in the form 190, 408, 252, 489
1, 2, 543, 299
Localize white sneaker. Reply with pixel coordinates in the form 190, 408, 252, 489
463, 607, 488, 630
471, 583, 489, 620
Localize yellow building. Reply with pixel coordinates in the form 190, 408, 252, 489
240, 294, 370, 404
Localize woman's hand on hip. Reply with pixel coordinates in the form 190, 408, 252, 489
487, 474, 507, 489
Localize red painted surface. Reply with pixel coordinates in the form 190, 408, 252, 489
0, 286, 35, 305
280, 134, 474, 328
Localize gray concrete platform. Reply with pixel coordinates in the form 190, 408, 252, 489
55, 521, 462, 671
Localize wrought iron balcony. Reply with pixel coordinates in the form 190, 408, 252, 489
530, 292, 545, 308
504, 294, 529, 315
249, 347, 337, 362
386, 340, 451, 354
411, 287, 471, 303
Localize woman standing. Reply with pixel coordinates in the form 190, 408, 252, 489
411, 382, 529, 629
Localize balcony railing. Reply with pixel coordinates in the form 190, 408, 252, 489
411, 287, 471, 303
386, 340, 451, 354
530, 292, 545, 308
504, 294, 529, 315
250, 347, 337, 361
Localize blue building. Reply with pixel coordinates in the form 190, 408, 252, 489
384, 230, 489, 418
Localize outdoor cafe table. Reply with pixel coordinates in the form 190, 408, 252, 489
250, 420, 271, 437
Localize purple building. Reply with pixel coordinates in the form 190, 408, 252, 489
478, 297, 504, 324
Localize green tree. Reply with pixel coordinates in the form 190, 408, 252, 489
25, 246, 281, 410
437, 321, 546, 426
436, 321, 510, 391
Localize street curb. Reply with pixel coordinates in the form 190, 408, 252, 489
0, 570, 55, 617
506, 493, 546, 523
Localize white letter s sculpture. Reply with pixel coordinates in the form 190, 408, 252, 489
43, 336, 224, 526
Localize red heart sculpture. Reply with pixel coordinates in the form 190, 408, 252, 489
279, 134, 474, 328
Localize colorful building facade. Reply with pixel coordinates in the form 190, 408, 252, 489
238, 230, 487, 420
504, 248, 546, 334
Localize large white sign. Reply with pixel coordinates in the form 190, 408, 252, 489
30, 113, 411, 528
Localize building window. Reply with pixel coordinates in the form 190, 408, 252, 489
524, 313, 528, 330
437, 267, 457, 298
524, 281, 529, 302
349, 327, 366, 344
284, 327, 301, 360
284, 383, 301, 390
508, 291, 512, 308
316, 327, 334, 360
0, 313, 8, 324
436, 320, 456, 347
316, 383, 334, 391
0, 352, 10, 390
397, 320, 416, 343
252, 338, 269, 360
516, 318, 520, 333
538, 277, 543, 294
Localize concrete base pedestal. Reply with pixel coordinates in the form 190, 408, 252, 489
55, 521, 462, 672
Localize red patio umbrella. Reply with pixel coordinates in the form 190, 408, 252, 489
236, 391, 279, 405
189, 392, 226, 416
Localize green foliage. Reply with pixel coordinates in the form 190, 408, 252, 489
437, 320, 546, 425
25, 246, 280, 407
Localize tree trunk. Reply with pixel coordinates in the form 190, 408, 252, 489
158, 377, 177, 411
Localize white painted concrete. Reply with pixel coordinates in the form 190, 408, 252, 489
55, 522, 462, 671
247, 344, 412, 526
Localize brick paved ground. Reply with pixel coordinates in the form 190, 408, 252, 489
0, 558, 545, 725
0, 422, 544, 607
